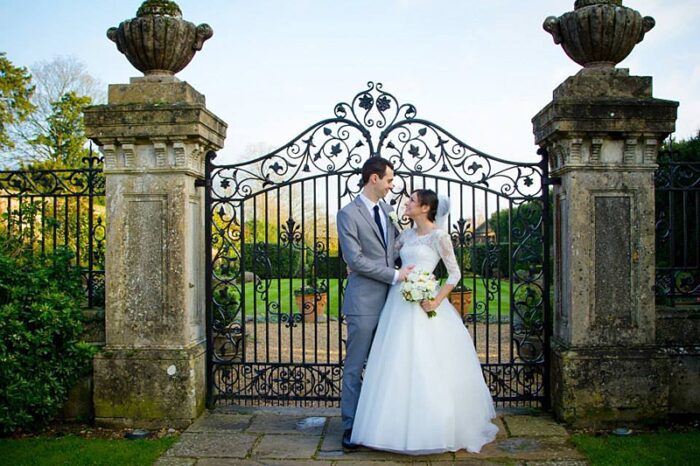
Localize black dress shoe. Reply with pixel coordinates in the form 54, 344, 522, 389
342, 428, 358, 451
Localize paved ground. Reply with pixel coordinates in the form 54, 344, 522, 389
155, 407, 588, 465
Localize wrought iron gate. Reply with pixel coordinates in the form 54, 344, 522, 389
204, 82, 551, 408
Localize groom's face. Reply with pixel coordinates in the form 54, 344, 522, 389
374, 167, 394, 199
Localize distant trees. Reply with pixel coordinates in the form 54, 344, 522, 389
0, 53, 35, 151
1, 55, 104, 169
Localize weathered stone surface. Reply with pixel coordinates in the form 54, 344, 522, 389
533, 65, 679, 426
503, 415, 568, 438
107, 3, 212, 76
251, 433, 321, 459
656, 307, 700, 346
532, 70, 677, 146
86, 78, 227, 428
667, 347, 700, 415
93, 343, 206, 429
457, 438, 584, 462
248, 414, 327, 435
186, 413, 252, 433
56, 375, 94, 421
543, 1, 655, 69
153, 457, 196, 466
551, 343, 670, 427
166, 432, 259, 458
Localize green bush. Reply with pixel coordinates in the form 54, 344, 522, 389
242, 242, 303, 279
0, 235, 96, 434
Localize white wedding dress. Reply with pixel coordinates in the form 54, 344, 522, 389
350, 227, 498, 455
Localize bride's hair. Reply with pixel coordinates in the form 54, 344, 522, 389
414, 189, 439, 222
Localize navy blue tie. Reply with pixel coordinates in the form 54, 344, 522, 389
373, 205, 386, 248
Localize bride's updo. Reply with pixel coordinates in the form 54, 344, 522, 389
414, 189, 439, 222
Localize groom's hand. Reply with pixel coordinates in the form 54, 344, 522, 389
397, 265, 415, 282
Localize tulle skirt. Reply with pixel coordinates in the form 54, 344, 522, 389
350, 285, 499, 455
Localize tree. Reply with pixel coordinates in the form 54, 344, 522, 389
4, 56, 104, 168
28, 92, 92, 168
0, 53, 35, 151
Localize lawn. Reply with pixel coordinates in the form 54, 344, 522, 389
571, 430, 700, 466
0, 435, 178, 466
241, 276, 514, 320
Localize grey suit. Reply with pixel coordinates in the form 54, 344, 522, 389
336, 196, 400, 430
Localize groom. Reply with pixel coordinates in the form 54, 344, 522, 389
336, 157, 414, 450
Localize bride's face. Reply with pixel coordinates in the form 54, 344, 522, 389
404, 193, 428, 219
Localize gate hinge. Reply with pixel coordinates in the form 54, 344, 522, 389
194, 178, 210, 188
544, 177, 561, 186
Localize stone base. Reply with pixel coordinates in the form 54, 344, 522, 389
93, 341, 206, 429
57, 375, 94, 422
550, 341, 670, 428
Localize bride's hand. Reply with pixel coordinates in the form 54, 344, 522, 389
420, 299, 439, 313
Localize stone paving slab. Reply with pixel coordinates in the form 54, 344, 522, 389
198, 460, 334, 466
504, 415, 570, 438
319, 448, 454, 462
250, 433, 322, 459
165, 432, 259, 459
153, 457, 196, 466
457, 437, 585, 462
159, 410, 585, 465
186, 413, 252, 433
247, 413, 326, 435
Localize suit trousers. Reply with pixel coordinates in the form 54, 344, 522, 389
341, 313, 381, 430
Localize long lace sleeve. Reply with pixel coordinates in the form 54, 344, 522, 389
436, 230, 461, 286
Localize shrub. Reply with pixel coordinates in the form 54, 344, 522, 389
0, 232, 96, 434
242, 242, 303, 279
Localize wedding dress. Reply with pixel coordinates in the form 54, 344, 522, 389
350, 227, 498, 455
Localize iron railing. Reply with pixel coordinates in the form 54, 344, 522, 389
0, 152, 105, 307
655, 139, 700, 306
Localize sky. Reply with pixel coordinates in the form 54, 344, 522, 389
1, 0, 699, 165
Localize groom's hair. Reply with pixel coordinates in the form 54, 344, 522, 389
361, 157, 394, 185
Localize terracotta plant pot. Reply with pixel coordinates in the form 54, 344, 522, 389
295, 292, 328, 322
449, 289, 473, 319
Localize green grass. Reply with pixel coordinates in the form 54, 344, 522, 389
241, 276, 514, 320
0, 435, 178, 466
571, 431, 700, 466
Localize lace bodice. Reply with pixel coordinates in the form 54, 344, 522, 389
397, 228, 461, 285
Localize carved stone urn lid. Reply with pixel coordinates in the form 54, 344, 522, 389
107, 0, 212, 77
136, 0, 183, 17
574, 0, 622, 7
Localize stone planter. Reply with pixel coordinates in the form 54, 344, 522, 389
449, 289, 473, 319
107, 0, 213, 76
543, 0, 655, 69
295, 292, 328, 322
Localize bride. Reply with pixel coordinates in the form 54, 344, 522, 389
350, 189, 499, 455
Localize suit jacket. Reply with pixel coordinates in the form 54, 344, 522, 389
337, 196, 401, 316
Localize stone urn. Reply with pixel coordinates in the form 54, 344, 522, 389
107, 0, 213, 76
543, 0, 655, 69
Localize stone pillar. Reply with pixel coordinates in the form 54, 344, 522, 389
534, 1, 678, 426
85, 77, 226, 428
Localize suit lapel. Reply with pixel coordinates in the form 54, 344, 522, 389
354, 197, 386, 249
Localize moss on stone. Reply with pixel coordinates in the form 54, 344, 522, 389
137, 0, 182, 18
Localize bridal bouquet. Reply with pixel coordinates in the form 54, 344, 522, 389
400, 269, 439, 318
